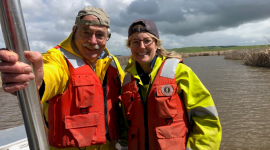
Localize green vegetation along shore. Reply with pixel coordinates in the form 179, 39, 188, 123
167, 45, 268, 53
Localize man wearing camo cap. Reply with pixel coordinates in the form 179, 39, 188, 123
0, 6, 127, 150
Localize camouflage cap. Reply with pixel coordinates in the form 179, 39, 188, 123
75, 6, 110, 27
128, 19, 159, 38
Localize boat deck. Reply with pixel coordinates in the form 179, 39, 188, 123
0, 125, 29, 150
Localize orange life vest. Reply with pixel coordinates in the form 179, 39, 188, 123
48, 46, 121, 148
121, 58, 190, 150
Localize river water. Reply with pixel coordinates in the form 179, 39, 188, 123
0, 55, 270, 149
183, 56, 270, 150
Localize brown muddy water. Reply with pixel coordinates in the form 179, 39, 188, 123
1, 55, 270, 149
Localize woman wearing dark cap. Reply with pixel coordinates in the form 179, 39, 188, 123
120, 19, 222, 150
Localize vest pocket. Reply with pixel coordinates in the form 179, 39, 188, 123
65, 113, 100, 147
155, 84, 178, 118
72, 75, 95, 108
128, 126, 139, 150
121, 91, 135, 120
155, 122, 188, 150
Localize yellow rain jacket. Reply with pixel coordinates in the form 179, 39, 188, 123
124, 56, 222, 150
40, 32, 125, 150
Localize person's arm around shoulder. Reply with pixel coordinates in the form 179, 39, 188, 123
116, 86, 128, 150
110, 55, 128, 150
175, 63, 222, 150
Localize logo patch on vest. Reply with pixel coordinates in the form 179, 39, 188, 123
161, 84, 173, 96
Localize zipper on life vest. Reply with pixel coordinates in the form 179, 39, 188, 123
136, 80, 149, 149
143, 101, 149, 150
103, 73, 111, 141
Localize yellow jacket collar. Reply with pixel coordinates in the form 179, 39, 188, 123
125, 56, 166, 84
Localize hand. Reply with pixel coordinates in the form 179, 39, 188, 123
115, 140, 128, 150
115, 142, 128, 150
0, 49, 44, 95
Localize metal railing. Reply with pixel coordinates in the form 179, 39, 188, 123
0, 0, 49, 149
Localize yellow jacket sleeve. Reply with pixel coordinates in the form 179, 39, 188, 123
175, 63, 222, 150
41, 48, 70, 104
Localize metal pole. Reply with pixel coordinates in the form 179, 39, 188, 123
0, 0, 49, 150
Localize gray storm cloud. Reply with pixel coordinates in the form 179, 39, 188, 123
1, 0, 268, 55
111, 0, 270, 36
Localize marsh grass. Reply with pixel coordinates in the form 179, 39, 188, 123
224, 45, 270, 68
181, 51, 225, 57
244, 46, 270, 67
224, 49, 248, 60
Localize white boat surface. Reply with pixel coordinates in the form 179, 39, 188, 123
0, 125, 29, 150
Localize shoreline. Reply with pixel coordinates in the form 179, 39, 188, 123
116, 47, 270, 68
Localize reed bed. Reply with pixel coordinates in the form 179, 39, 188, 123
181, 51, 225, 57
224, 49, 248, 60
224, 46, 270, 68
244, 46, 270, 67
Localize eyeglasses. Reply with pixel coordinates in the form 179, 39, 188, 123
130, 38, 154, 48
79, 29, 106, 41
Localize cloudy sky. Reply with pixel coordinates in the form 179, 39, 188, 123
0, 0, 270, 56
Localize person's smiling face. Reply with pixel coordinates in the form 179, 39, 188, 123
129, 32, 158, 67
73, 15, 108, 64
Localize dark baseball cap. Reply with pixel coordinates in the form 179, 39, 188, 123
128, 19, 159, 38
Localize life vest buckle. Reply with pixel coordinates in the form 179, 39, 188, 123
165, 118, 173, 125
80, 108, 88, 114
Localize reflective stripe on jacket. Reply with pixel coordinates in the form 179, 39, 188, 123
122, 58, 190, 150
48, 47, 122, 148
123, 56, 222, 150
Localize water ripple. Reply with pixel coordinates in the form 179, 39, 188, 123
184, 56, 270, 150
